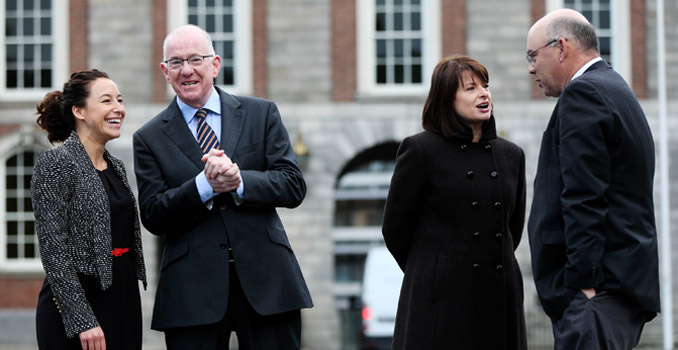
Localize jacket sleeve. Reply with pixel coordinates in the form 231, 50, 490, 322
558, 80, 610, 289
31, 151, 99, 338
382, 136, 425, 271
238, 101, 306, 208
509, 147, 526, 251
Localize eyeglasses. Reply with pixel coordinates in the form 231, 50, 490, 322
525, 39, 558, 65
164, 55, 214, 70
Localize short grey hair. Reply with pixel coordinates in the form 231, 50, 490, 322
547, 17, 599, 53
162, 24, 216, 60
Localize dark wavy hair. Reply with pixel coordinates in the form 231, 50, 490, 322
36, 69, 110, 143
422, 55, 490, 139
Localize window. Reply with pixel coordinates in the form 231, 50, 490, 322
334, 199, 387, 227
332, 146, 398, 347
0, 0, 67, 101
357, 0, 441, 96
168, 0, 252, 95
547, 0, 631, 83
334, 254, 366, 282
565, 0, 612, 64
1, 148, 43, 271
375, 0, 423, 85
333, 158, 395, 284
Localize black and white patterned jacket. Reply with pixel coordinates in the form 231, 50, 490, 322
31, 131, 147, 338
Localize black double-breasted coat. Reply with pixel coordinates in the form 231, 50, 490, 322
382, 118, 527, 349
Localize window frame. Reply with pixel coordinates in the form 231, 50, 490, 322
167, 0, 252, 96
546, 0, 631, 84
356, 0, 441, 97
0, 0, 69, 102
0, 143, 46, 272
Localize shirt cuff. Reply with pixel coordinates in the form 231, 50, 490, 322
235, 179, 244, 198
195, 172, 218, 204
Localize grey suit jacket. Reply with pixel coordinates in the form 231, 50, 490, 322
31, 131, 147, 337
133, 87, 312, 330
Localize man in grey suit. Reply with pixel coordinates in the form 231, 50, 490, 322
526, 9, 660, 350
133, 24, 312, 349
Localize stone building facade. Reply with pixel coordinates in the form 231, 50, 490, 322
0, 0, 676, 349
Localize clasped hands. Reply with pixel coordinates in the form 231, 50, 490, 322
201, 149, 241, 193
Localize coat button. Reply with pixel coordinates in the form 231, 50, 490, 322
467, 171, 474, 179
473, 263, 480, 270
473, 232, 481, 240
496, 233, 503, 240
496, 265, 504, 272
484, 144, 492, 151
490, 171, 498, 178
471, 201, 479, 209
219, 243, 228, 249
460, 144, 468, 151
494, 202, 502, 209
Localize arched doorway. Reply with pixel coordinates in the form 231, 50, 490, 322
333, 141, 399, 350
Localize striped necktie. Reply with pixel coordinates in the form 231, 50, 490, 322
195, 108, 220, 154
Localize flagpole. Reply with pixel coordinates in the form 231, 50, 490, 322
656, 0, 673, 348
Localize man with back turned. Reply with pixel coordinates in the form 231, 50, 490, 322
526, 9, 660, 350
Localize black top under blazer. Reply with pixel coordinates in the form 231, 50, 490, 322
528, 60, 660, 320
31, 132, 147, 338
133, 87, 312, 330
383, 117, 527, 349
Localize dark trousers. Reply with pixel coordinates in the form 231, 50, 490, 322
164, 263, 301, 350
36, 254, 142, 350
553, 290, 649, 350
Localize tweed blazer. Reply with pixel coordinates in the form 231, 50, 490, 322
31, 131, 147, 338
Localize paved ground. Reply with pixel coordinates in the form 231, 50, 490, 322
0, 310, 243, 349
0, 309, 37, 349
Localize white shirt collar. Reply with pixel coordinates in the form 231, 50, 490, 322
570, 57, 603, 82
177, 88, 221, 124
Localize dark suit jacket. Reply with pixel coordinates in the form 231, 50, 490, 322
528, 60, 660, 320
133, 87, 312, 330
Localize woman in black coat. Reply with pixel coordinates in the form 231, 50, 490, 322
31, 70, 146, 350
382, 55, 527, 349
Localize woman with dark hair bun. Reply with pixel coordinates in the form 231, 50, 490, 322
31, 69, 147, 350
382, 55, 527, 349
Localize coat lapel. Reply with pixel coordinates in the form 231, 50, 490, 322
160, 99, 205, 170
216, 88, 245, 160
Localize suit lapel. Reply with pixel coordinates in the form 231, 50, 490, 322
217, 88, 245, 160
160, 99, 205, 170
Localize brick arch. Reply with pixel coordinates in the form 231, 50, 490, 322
336, 141, 400, 181
312, 117, 422, 177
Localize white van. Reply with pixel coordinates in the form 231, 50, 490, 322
361, 245, 403, 350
